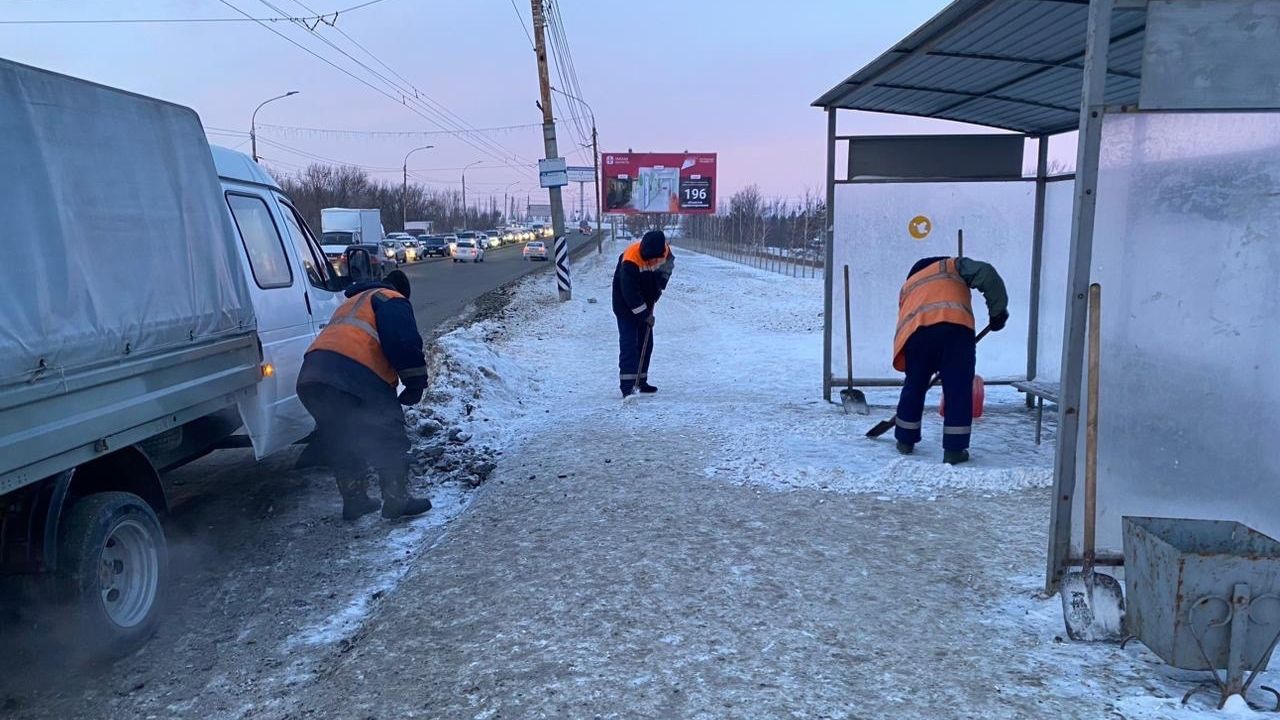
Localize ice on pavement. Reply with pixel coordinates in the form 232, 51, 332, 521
294, 246, 1271, 718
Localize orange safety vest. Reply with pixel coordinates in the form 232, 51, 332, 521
308, 289, 402, 386
892, 258, 975, 371
622, 241, 670, 271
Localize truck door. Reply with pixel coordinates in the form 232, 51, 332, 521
224, 190, 314, 458
275, 195, 343, 333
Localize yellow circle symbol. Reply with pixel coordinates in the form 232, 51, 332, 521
908, 215, 932, 240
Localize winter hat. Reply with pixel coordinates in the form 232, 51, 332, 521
385, 269, 411, 299
640, 230, 667, 260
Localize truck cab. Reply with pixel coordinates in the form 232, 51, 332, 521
211, 146, 347, 457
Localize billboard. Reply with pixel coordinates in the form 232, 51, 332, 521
602, 152, 716, 214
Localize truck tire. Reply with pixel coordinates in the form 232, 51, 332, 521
57, 492, 167, 660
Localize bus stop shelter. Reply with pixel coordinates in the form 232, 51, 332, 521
814, 0, 1280, 592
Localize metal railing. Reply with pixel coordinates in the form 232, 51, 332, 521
675, 235, 822, 278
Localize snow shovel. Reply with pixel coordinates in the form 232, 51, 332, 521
840, 265, 869, 415
623, 319, 653, 400
1060, 282, 1125, 642
864, 325, 991, 438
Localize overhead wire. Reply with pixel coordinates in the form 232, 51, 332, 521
0, 0, 394, 25
219, 0, 529, 179
271, 0, 534, 170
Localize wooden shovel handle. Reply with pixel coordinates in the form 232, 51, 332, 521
1083, 283, 1102, 565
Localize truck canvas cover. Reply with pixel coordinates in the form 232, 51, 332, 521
0, 59, 256, 385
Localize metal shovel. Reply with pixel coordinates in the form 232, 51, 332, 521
1061, 282, 1125, 641
840, 265, 869, 415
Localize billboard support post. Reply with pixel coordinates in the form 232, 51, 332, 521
530, 0, 570, 301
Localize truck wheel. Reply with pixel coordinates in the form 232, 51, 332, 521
57, 492, 167, 660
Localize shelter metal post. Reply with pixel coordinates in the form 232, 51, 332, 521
1046, 0, 1114, 594
823, 108, 837, 401
1027, 134, 1050, 395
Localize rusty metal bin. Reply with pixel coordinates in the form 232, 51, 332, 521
1123, 516, 1280, 674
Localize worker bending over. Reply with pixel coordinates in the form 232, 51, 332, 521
893, 256, 1008, 465
297, 269, 433, 521
612, 230, 675, 398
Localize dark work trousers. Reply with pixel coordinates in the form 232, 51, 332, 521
894, 322, 976, 451
616, 312, 654, 396
297, 381, 412, 502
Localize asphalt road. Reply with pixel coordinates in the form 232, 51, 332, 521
401, 233, 602, 334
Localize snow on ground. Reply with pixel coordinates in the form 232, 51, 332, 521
381, 245, 1277, 718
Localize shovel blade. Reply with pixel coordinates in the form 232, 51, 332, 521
1060, 570, 1126, 642
840, 388, 870, 416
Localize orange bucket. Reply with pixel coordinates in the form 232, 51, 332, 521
939, 374, 985, 419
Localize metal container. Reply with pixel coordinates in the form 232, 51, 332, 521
1123, 516, 1280, 671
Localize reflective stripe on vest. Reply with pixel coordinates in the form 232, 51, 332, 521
892, 258, 975, 372
307, 289, 402, 386
622, 241, 669, 271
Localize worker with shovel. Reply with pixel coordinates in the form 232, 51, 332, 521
612, 230, 674, 398
893, 256, 1008, 465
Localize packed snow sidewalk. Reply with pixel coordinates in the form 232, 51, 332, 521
291, 248, 1263, 719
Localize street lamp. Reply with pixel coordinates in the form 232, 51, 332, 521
402, 144, 434, 229
550, 86, 601, 248
461, 160, 484, 230
250, 90, 299, 163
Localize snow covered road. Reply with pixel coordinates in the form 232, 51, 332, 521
283, 247, 1257, 718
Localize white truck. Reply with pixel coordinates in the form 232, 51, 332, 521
403, 220, 433, 237
0, 60, 355, 658
320, 207, 385, 266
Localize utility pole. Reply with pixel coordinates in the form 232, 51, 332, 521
530, 0, 570, 300
551, 86, 601, 253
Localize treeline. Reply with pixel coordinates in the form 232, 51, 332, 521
679, 186, 827, 261
269, 163, 507, 235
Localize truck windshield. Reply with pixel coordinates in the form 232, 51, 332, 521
322, 231, 353, 246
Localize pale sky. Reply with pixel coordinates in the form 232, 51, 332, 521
1, 0, 1006, 207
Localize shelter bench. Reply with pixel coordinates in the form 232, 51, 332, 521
1011, 380, 1059, 446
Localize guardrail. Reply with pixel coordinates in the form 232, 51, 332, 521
673, 236, 822, 279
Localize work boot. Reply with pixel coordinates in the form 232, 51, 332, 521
896, 441, 914, 455
381, 495, 432, 520
638, 382, 658, 394
341, 494, 381, 522
943, 449, 970, 465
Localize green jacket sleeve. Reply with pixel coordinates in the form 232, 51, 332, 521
956, 258, 1008, 321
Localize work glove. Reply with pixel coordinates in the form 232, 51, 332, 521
398, 387, 424, 407
990, 310, 1010, 333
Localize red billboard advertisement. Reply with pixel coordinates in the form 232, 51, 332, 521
601, 152, 717, 214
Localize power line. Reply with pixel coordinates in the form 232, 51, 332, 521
251, 121, 543, 139
508, 0, 534, 49
0, 0, 393, 25
217, 0, 526, 175
271, 0, 533, 169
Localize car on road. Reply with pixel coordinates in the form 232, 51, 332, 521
443, 234, 459, 256
478, 232, 501, 250
419, 235, 449, 257
401, 239, 420, 263
523, 240, 549, 261
380, 239, 406, 265
452, 238, 485, 263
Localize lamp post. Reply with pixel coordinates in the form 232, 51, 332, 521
461, 160, 484, 230
550, 86, 600, 250
402, 144, 434, 229
250, 90, 299, 163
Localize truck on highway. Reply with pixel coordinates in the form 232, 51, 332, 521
320, 207, 384, 268
404, 220, 433, 236
0, 60, 354, 659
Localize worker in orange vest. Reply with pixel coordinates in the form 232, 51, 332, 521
893, 256, 1008, 465
296, 270, 433, 521
612, 230, 675, 397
